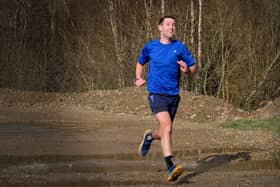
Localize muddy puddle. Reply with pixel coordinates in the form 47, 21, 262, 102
0, 152, 279, 173
0, 121, 279, 186
0, 152, 279, 186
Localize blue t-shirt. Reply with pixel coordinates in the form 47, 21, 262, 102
138, 39, 195, 95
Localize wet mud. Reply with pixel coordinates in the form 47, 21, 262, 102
0, 111, 279, 186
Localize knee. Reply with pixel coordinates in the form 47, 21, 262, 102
161, 124, 172, 135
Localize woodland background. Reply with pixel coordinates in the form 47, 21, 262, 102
0, 0, 279, 111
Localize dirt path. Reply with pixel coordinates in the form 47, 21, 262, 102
0, 108, 279, 186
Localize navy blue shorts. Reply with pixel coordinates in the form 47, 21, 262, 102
148, 93, 180, 122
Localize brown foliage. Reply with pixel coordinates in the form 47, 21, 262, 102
0, 0, 279, 110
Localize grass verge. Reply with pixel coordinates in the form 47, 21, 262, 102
222, 118, 280, 137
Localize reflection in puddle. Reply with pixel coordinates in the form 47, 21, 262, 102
0, 152, 279, 186
1, 152, 279, 173
220, 159, 280, 171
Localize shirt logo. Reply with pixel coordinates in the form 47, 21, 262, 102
173, 50, 177, 53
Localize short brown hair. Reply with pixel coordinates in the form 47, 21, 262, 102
158, 16, 176, 25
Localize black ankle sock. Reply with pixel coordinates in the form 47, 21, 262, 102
165, 155, 175, 170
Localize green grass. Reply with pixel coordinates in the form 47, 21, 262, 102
222, 118, 280, 137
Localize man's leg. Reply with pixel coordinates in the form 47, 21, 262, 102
155, 111, 172, 157
139, 111, 173, 157
141, 94, 183, 181
156, 111, 183, 182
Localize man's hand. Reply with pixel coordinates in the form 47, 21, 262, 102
135, 78, 146, 87
177, 60, 189, 73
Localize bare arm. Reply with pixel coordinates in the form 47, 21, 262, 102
188, 65, 197, 77
136, 62, 144, 79
135, 62, 146, 87
177, 60, 197, 77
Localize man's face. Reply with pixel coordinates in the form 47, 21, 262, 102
158, 18, 176, 39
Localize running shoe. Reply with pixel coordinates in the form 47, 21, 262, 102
167, 164, 184, 182
138, 129, 153, 156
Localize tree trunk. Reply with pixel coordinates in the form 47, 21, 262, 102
108, 0, 124, 87
161, 0, 165, 16
190, 0, 195, 46
144, 0, 153, 40
246, 50, 280, 105
195, 0, 202, 93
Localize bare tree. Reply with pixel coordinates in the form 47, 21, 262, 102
161, 0, 165, 16
190, 0, 195, 46
197, 0, 202, 72
144, 0, 153, 40
108, 0, 125, 87
246, 50, 280, 105
193, 0, 203, 94
1, 0, 279, 110
14, 2, 28, 88
216, 0, 236, 102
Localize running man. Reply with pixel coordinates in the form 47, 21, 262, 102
135, 16, 197, 182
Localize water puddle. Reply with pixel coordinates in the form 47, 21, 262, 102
0, 152, 279, 174
0, 122, 92, 137
81, 147, 262, 161
0, 152, 279, 186
0, 121, 279, 186
214, 159, 280, 171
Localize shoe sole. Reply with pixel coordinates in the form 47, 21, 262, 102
167, 165, 184, 182
138, 129, 152, 156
